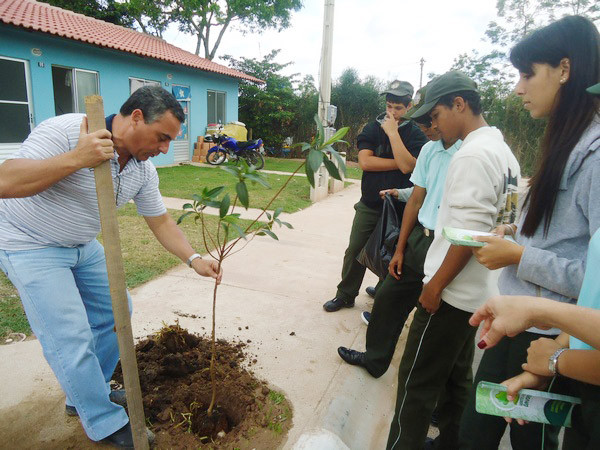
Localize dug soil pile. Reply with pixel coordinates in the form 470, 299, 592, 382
114, 323, 292, 449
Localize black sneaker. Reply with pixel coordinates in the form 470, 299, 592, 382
365, 286, 376, 298
323, 297, 354, 312
101, 422, 155, 449
361, 311, 370, 325
66, 390, 128, 416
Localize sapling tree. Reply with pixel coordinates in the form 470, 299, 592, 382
178, 116, 349, 416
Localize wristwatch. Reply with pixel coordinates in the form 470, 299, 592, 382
548, 348, 568, 375
186, 253, 202, 267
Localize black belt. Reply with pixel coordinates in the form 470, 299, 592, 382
415, 221, 434, 238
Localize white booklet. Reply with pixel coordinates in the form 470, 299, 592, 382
442, 227, 515, 247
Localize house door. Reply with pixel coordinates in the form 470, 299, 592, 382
0, 56, 34, 163
172, 85, 190, 163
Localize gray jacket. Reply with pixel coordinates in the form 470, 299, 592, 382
499, 116, 600, 318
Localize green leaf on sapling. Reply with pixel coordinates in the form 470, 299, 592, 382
323, 157, 342, 180
307, 149, 324, 173
177, 211, 195, 225
305, 160, 315, 187
261, 229, 279, 240
205, 186, 226, 199
236, 181, 249, 209
219, 193, 230, 218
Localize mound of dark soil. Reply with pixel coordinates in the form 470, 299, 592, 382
114, 323, 291, 449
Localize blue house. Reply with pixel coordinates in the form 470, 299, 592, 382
0, 0, 261, 166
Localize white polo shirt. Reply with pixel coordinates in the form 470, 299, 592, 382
0, 114, 167, 250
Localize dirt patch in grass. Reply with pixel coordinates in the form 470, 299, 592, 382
113, 323, 292, 449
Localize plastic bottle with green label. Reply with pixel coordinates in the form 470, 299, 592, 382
475, 381, 581, 427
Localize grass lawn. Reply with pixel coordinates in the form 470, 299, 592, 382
157, 164, 312, 213
263, 157, 362, 180
0, 204, 256, 340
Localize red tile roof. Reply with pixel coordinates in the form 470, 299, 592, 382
0, 0, 263, 83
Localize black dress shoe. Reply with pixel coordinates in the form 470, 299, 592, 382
423, 436, 436, 450
337, 346, 366, 367
66, 389, 128, 416
323, 297, 354, 312
102, 422, 155, 449
365, 286, 376, 298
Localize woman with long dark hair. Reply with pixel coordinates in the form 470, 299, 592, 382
458, 15, 600, 450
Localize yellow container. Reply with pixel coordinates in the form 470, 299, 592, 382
222, 121, 247, 141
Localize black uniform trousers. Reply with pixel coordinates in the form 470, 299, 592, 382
364, 223, 434, 377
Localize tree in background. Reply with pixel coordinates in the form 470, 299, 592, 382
331, 68, 385, 161
39, 0, 134, 27
123, 0, 302, 60
222, 50, 299, 148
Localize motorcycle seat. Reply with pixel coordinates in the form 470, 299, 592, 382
236, 140, 260, 149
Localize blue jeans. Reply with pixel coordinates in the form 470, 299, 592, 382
0, 240, 130, 441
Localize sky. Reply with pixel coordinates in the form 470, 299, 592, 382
163, 0, 500, 91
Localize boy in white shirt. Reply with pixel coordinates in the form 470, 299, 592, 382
385, 71, 520, 450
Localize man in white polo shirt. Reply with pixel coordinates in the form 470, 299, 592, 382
0, 86, 221, 448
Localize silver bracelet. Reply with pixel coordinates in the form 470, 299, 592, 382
548, 348, 568, 375
186, 253, 202, 267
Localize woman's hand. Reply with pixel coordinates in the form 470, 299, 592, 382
472, 235, 524, 270
523, 337, 563, 376
501, 371, 551, 425
470, 296, 538, 349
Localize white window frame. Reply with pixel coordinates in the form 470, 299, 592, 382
51, 65, 100, 113
207, 89, 226, 124
129, 77, 161, 94
0, 56, 35, 162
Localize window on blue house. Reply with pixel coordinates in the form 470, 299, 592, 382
0, 57, 32, 144
207, 90, 226, 124
51, 66, 99, 115
129, 78, 161, 94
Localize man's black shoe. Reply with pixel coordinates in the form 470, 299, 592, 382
66, 389, 128, 416
101, 422, 155, 449
323, 297, 354, 312
337, 346, 366, 367
423, 437, 436, 450
365, 286, 376, 298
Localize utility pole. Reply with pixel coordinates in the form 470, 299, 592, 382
311, 0, 336, 202
419, 57, 425, 89
318, 0, 335, 127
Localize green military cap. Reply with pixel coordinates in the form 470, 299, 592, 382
403, 86, 427, 120
409, 71, 478, 120
587, 82, 600, 95
381, 80, 414, 98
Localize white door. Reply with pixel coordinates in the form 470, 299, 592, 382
0, 56, 34, 163
171, 85, 191, 163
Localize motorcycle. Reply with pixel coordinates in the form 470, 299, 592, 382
205, 129, 265, 170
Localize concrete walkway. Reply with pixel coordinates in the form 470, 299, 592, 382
0, 183, 401, 449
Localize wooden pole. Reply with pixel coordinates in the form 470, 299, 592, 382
84, 96, 149, 450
